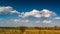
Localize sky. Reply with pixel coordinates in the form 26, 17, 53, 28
0, 0, 60, 27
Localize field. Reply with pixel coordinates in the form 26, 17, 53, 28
0, 27, 60, 34
23, 30, 60, 34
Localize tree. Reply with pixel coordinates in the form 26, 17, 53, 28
19, 26, 27, 33
54, 25, 58, 30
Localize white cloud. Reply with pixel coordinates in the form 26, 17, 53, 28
10, 10, 20, 14
22, 20, 29, 23
54, 17, 60, 20
14, 19, 20, 23
0, 6, 20, 15
35, 21, 40, 23
43, 20, 51, 24
41, 9, 56, 18
20, 9, 41, 18
24, 20, 29, 23
0, 6, 59, 27
20, 9, 56, 18
13, 19, 29, 23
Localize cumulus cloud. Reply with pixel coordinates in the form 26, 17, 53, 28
19, 19, 29, 23
0, 6, 20, 15
14, 19, 20, 23
0, 6, 59, 27
10, 10, 20, 14
35, 21, 40, 23
19, 9, 41, 18
53, 17, 60, 20
23, 20, 29, 23
13, 19, 29, 23
19, 9, 56, 18
43, 20, 51, 24
40, 9, 56, 18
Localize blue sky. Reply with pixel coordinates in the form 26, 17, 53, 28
0, 0, 60, 27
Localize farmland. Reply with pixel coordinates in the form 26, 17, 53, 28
0, 27, 60, 34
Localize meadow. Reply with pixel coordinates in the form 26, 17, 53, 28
0, 26, 60, 34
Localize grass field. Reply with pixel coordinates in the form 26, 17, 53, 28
23, 30, 60, 34
0, 27, 60, 34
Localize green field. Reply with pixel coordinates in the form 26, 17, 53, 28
0, 27, 60, 34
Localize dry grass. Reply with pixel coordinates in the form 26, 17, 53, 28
23, 30, 60, 34
0, 29, 22, 34
0, 27, 60, 34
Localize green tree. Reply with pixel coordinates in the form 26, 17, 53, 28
19, 26, 27, 33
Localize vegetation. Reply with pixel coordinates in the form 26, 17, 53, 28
0, 26, 60, 34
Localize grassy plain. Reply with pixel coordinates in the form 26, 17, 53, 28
0, 27, 60, 34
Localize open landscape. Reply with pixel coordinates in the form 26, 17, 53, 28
0, 0, 60, 34
0, 27, 60, 34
